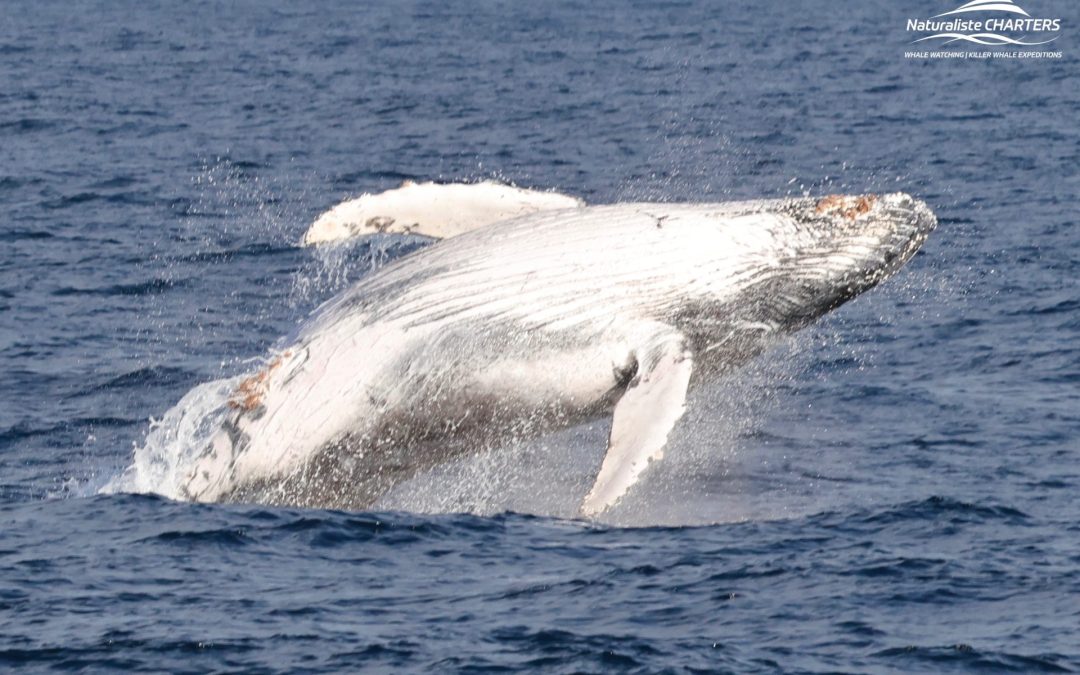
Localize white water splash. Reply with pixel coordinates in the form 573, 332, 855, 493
103, 375, 241, 499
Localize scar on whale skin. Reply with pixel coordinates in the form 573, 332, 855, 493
815, 194, 876, 220
228, 351, 293, 412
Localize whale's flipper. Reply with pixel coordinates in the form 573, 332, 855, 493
302, 180, 584, 246
581, 339, 693, 517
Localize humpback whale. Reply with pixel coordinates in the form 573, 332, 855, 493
180, 192, 936, 516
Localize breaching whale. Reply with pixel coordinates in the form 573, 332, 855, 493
180, 192, 936, 516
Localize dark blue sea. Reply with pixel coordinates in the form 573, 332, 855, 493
2, 0, 1078, 672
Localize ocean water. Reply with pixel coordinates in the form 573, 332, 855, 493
2, 0, 1079, 671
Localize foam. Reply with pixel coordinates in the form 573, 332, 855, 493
103, 376, 241, 499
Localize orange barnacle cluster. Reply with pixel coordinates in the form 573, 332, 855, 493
815, 195, 845, 213
815, 194, 877, 221
227, 356, 285, 412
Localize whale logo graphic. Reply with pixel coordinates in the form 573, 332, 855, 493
933, 0, 1030, 18
908, 0, 1061, 47
911, 32, 1056, 46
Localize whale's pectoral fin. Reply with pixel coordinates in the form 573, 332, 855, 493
581, 339, 693, 517
301, 181, 585, 246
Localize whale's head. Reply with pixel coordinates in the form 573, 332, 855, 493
761, 192, 937, 328
696, 192, 936, 361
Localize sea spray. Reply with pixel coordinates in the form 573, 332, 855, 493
104, 376, 241, 499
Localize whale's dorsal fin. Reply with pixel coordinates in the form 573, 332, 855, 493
581, 338, 693, 517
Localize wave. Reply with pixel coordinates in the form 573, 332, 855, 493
51, 278, 186, 297
73, 366, 195, 397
